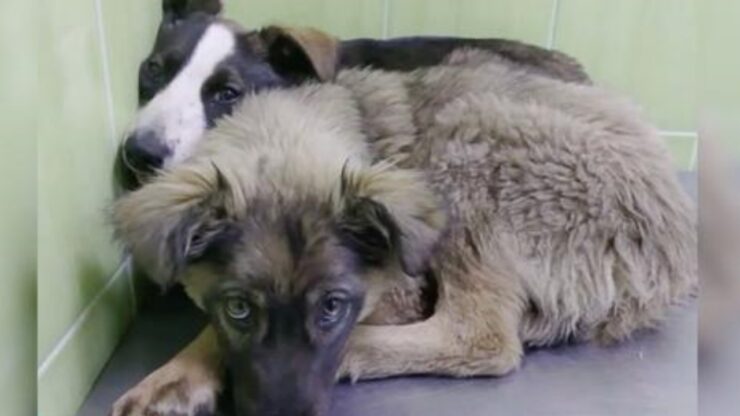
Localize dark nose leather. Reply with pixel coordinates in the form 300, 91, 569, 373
122, 131, 170, 174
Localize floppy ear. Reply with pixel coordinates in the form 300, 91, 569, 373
162, 0, 222, 22
259, 25, 339, 82
338, 165, 446, 277
113, 165, 239, 288
340, 196, 400, 268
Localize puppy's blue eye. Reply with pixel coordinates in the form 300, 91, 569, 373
225, 297, 251, 321
213, 86, 242, 104
318, 292, 348, 329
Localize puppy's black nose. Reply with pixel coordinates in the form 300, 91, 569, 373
122, 131, 170, 174
115, 131, 171, 192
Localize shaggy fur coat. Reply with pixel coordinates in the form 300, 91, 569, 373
115, 50, 697, 379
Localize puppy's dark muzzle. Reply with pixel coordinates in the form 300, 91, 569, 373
115, 131, 171, 191
229, 360, 332, 416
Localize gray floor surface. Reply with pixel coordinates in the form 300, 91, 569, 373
79, 174, 698, 416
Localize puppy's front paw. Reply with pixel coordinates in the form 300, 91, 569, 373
336, 342, 382, 383
336, 353, 362, 384
110, 364, 220, 416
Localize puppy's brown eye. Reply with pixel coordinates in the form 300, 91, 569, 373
323, 298, 341, 316
225, 297, 251, 321
318, 292, 348, 329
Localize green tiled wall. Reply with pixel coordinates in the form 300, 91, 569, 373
697, 0, 740, 155
37, 0, 121, 365
225, 0, 386, 38
1, 1, 38, 414
554, 0, 698, 133
100, 0, 161, 136
36, 0, 159, 415
387, 0, 554, 45
31, 1, 732, 415
228, 0, 707, 169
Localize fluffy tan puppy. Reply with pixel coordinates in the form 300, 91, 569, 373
113, 50, 696, 416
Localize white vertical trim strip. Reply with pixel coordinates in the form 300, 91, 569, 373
93, 0, 118, 147
37, 261, 129, 378
546, 0, 561, 49
120, 255, 137, 314
127, 258, 138, 313
94, 0, 138, 315
689, 136, 699, 170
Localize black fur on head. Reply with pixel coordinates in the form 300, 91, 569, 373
162, 0, 222, 23
164, 166, 242, 280
335, 164, 447, 277
112, 163, 242, 287
338, 195, 400, 269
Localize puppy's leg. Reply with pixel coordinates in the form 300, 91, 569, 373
339, 259, 524, 380
111, 326, 222, 416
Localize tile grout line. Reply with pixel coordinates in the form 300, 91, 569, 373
37, 260, 129, 379
659, 130, 699, 139
546, 0, 561, 49
381, 0, 391, 39
657, 130, 698, 170
93, 0, 118, 148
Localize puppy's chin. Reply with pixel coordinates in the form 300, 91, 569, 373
113, 149, 155, 194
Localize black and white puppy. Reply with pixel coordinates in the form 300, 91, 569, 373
116, 0, 590, 191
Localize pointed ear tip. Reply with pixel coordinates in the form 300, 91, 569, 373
260, 24, 338, 48
259, 24, 287, 39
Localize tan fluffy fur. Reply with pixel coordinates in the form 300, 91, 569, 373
114, 50, 696, 387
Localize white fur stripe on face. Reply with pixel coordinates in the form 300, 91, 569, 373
132, 24, 236, 167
